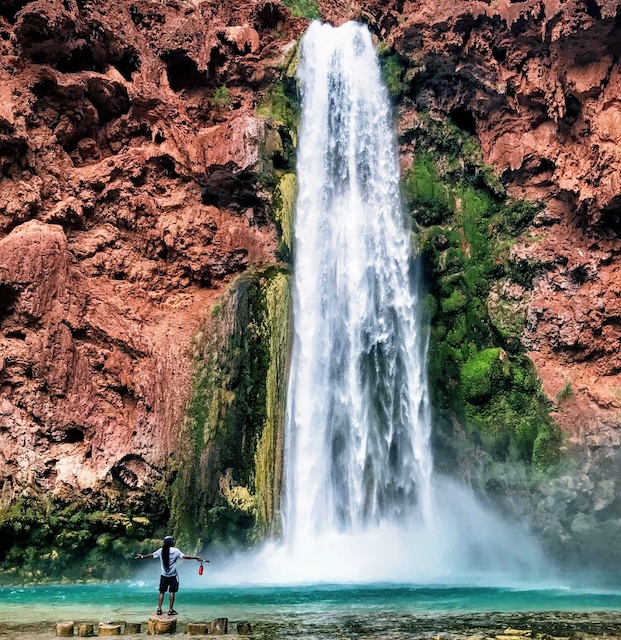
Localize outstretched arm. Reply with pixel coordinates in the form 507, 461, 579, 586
182, 555, 208, 562
135, 553, 155, 560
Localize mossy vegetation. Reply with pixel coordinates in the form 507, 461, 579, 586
169, 267, 292, 550
0, 487, 168, 585
257, 71, 299, 183
280, 0, 321, 20
380, 52, 409, 100
407, 112, 562, 470
272, 173, 296, 263
258, 65, 299, 264
257, 78, 300, 134
254, 273, 292, 538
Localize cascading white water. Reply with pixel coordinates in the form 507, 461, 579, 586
203, 21, 551, 587
284, 20, 433, 541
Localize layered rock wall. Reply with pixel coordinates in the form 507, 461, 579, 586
384, 0, 621, 451
0, 0, 303, 510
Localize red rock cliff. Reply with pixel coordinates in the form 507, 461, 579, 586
3, 0, 621, 506
0, 0, 304, 504
380, 0, 621, 452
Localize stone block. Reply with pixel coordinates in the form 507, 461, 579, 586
186, 622, 209, 635
77, 623, 94, 637
56, 621, 75, 637
209, 618, 228, 635
237, 621, 252, 634
99, 623, 122, 636
148, 614, 177, 635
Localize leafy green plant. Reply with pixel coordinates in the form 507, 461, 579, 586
211, 85, 231, 109
281, 0, 320, 19
380, 52, 409, 99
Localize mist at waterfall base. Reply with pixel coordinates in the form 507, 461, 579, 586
196, 20, 550, 589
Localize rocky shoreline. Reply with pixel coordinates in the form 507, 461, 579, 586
5, 612, 621, 639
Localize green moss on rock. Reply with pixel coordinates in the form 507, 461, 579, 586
169, 268, 292, 550
379, 51, 409, 100
407, 113, 560, 470
461, 348, 503, 402
272, 173, 296, 263
254, 272, 292, 539
257, 78, 300, 136
0, 488, 168, 584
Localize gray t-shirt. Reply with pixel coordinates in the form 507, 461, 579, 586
153, 546, 185, 577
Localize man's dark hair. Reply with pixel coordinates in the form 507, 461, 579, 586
162, 536, 174, 572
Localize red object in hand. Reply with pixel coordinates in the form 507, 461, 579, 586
198, 562, 204, 576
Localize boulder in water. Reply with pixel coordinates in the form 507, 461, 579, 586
56, 621, 75, 637
504, 630, 532, 637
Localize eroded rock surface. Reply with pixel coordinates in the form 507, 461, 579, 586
381, 0, 621, 451
0, 0, 304, 505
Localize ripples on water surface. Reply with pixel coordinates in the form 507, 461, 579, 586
4, 582, 621, 637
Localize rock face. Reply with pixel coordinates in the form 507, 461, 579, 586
383, 0, 621, 451
0, 0, 300, 508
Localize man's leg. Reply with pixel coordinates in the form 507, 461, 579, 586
157, 576, 165, 614
168, 576, 179, 614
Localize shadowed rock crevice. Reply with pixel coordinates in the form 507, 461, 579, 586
16, 3, 140, 76
162, 50, 209, 92
0, 285, 19, 322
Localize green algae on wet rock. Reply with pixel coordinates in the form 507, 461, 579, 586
169, 267, 292, 549
403, 112, 561, 470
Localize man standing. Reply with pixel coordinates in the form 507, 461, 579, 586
135, 535, 205, 615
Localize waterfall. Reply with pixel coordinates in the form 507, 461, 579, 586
283, 21, 433, 541
207, 21, 550, 586
269, 20, 547, 584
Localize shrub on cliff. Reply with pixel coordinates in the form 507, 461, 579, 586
281, 0, 320, 20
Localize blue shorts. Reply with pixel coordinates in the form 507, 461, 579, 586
159, 575, 179, 593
